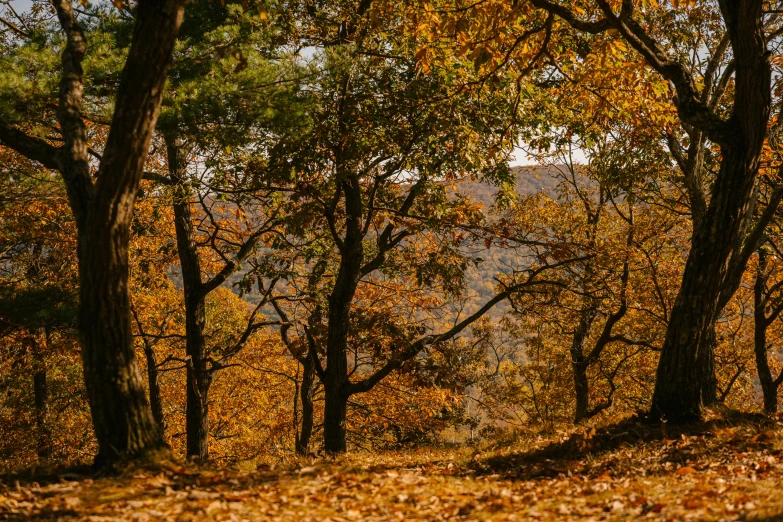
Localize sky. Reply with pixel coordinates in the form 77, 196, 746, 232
9, 0, 33, 12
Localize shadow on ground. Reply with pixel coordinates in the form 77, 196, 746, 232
469, 408, 780, 481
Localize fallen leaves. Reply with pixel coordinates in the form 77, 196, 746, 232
0, 419, 782, 521
675, 466, 698, 475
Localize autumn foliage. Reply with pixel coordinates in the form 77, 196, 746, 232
1, 1, 783, 518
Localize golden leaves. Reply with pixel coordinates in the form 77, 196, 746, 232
415, 45, 431, 74
671, 0, 700, 8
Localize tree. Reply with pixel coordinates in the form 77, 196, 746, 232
537, 0, 776, 423
0, 149, 85, 465
243, 2, 573, 452
752, 243, 783, 412
0, 0, 186, 465
430, 0, 781, 422
146, 0, 302, 460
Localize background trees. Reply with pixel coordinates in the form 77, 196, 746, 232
247, 19, 521, 451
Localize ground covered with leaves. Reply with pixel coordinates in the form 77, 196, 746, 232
3, 413, 783, 521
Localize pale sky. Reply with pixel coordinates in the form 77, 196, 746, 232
9, 0, 33, 11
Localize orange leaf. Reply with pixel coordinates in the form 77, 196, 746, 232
682, 498, 704, 509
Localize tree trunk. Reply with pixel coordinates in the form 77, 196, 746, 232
322, 274, 358, 453
754, 248, 779, 413
323, 237, 363, 450
323, 380, 348, 453
650, 4, 770, 422
701, 327, 718, 406
296, 358, 316, 455
79, 222, 166, 465
167, 136, 211, 462
754, 311, 778, 413
142, 345, 166, 431
650, 150, 765, 421
571, 307, 597, 423
573, 360, 589, 424
33, 330, 50, 460
322, 171, 364, 453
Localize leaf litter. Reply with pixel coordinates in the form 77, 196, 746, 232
2, 413, 783, 521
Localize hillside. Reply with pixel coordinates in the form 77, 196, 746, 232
458, 165, 563, 207
3, 412, 781, 521
452, 165, 564, 317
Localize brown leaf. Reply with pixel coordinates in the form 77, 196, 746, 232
676, 466, 697, 475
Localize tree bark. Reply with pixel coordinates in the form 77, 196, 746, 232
296, 358, 316, 455
669, 129, 718, 408
322, 165, 364, 453
700, 328, 718, 406
142, 345, 166, 431
754, 248, 781, 413
322, 250, 362, 453
166, 135, 211, 462
75, 0, 185, 466
649, 1, 770, 422
79, 223, 166, 466
571, 307, 597, 423
323, 380, 349, 453
651, 151, 767, 421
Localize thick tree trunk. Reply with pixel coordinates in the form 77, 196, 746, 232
323, 380, 348, 453
76, 0, 185, 466
142, 345, 166, 431
650, 150, 764, 421
701, 327, 718, 406
322, 278, 359, 452
167, 136, 211, 462
671, 131, 719, 408
296, 358, 316, 455
79, 227, 165, 465
650, 4, 770, 422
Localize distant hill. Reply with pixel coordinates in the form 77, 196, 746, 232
457, 165, 562, 209
220, 164, 566, 315
448, 165, 567, 319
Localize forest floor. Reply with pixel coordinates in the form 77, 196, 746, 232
2, 410, 783, 521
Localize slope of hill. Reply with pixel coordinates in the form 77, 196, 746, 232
4, 413, 781, 521
458, 165, 562, 209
